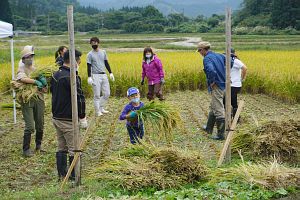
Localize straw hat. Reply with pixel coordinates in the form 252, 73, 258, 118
21, 45, 35, 58
197, 41, 211, 51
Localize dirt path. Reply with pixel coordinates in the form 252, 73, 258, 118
169, 37, 202, 47
0, 91, 299, 194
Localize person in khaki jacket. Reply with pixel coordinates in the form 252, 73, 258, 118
16, 45, 47, 157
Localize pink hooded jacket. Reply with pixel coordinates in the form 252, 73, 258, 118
142, 55, 165, 85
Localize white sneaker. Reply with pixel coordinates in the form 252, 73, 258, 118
100, 108, 109, 114
96, 111, 103, 117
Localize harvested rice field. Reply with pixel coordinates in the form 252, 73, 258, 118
0, 91, 299, 199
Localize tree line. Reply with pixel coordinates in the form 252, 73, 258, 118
1, 0, 299, 34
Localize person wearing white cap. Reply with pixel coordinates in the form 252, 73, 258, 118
16, 45, 48, 157
119, 87, 145, 144
197, 41, 226, 140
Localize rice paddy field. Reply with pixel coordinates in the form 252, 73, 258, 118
0, 33, 299, 199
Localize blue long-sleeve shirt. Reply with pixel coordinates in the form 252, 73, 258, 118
203, 51, 226, 92
119, 102, 144, 127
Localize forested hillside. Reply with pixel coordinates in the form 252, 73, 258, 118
1, 0, 299, 34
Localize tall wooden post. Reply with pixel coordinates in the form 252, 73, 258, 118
10, 38, 16, 124
224, 7, 232, 163
67, 5, 81, 185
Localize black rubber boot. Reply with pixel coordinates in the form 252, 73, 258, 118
23, 133, 31, 152
56, 151, 67, 181
203, 111, 216, 134
212, 118, 225, 140
23, 149, 34, 157
69, 155, 76, 181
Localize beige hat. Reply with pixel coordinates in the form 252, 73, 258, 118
197, 41, 211, 51
21, 45, 35, 58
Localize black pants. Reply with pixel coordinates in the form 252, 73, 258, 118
223, 87, 241, 110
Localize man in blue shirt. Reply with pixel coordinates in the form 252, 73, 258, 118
197, 41, 226, 140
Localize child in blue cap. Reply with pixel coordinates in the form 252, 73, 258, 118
119, 87, 145, 144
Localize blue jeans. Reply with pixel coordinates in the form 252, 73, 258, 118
126, 124, 144, 144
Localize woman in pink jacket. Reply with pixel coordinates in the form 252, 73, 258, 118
141, 47, 165, 101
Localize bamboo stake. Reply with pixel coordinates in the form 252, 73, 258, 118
224, 7, 232, 163
67, 5, 81, 186
217, 100, 244, 167
60, 117, 95, 190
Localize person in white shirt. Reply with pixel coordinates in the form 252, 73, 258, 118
225, 48, 247, 120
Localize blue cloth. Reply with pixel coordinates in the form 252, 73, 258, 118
119, 102, 144, 127
203, 51, 226, 92
126, 124, 144, 144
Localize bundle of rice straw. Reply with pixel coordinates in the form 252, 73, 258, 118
210, 158, 300, 190
232, 120, 300, 163
89, 145, 207, 190
136, 101, 182, 139
10, 66, 54, 103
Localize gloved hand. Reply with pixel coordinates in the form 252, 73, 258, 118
34, 80, 44, 89
79, 117, 88, 129
128, 111, 137, 119
160, 78, 165, 85
87, 77, 93, 85
109, 73, 115, 81
38, 75, 47, 87
141, 79, 144, 85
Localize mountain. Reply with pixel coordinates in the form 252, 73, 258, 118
77, 0, 243, 17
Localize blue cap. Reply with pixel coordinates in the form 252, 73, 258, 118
127, 87, 139, 97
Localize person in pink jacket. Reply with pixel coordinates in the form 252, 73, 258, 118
141, 47, 165, 101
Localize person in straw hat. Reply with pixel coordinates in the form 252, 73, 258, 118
16, 45, 47, 157
197, 41, 226, 140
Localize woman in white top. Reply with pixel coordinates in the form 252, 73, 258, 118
225, 48, 247, 119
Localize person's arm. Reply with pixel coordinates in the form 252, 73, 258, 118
119, 105, 130, 120
241, 65, 247, 81
156, 58, 164, 78
87, 53, 92, 77
142, 63, 146, 79
204, 57, 217, 87
87, 63, 92, 77
104, 60, 112, 74
76, 76, 86, 119
19, 77, 35, 84
103, 51, 112, 73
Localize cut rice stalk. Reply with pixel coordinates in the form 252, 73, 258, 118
136, 101, 182, 140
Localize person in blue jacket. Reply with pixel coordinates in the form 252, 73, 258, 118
197, 41, 226, 140
119, 87, 144, 144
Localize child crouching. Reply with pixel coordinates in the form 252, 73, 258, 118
119, 87, 144, 144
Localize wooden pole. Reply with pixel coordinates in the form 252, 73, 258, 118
10, 38, 16, 124
60, 118, 95, 190
224, 7, 232, 163
67, 5, 81, 186
218, 100, 244, 166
